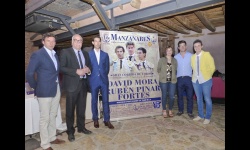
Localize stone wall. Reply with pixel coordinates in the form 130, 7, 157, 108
25, 32, 39, 80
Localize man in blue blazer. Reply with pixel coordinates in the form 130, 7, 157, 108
88, 36, 114, 129
26, 33, 65, 150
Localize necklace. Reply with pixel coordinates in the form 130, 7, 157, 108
166, 57, 171, 63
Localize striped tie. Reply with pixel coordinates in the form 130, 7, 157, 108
78, 51, 83, 69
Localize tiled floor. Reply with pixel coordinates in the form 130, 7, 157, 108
25, 93, 225, 150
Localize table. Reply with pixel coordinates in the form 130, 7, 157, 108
85, 93, 100, 119
25, 94, 66, 136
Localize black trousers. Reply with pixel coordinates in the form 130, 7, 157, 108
66, 79, 87, 135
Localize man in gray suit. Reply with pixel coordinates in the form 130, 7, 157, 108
60, 34, 92, 142
26, 33, 65, 150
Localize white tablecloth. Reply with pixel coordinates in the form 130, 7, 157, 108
25, 94, 66, 135
86, 93, 100, 119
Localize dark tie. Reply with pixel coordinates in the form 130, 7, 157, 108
129, 56, 132, 61
142, 62, 146, 69
120, 59, 122, 69
78, 51, 83, 69
197, 56, 199, 76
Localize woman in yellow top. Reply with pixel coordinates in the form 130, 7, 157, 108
191, 39, 215, 125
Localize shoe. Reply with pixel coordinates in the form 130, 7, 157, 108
104, 121, 114, 129
68, 134, 75, 142
168, 110, 174, 117
94, 120, 99, 128
44, 147, 53, 150
50, 138, 65, 144
188, 113, 194, 118
162, 110, 167, 118
78, 128, 92, 134
193, 116, 202, 121
203, 119, 210, 124
176, 111, 183, 116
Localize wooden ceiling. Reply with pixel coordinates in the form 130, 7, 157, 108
25, 0, 225, 49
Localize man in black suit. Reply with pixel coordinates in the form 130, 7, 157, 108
60, 34, 92, 142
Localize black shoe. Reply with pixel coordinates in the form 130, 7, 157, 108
78, 128, 92, 134
94, 120, 99, 128
104, 121, 114, 129
177, 111, 183, 116
68, 134, 75, 142
188, 113, 194, 118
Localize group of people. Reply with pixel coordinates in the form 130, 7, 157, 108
157, 40, 215, 126
26, 32, 215, 150
26, 33, 114, 150
110, 41, 154, 73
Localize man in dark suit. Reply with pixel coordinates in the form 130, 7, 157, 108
88, 36, 114, 129
26, 33, 65, 150
60, 34, 92, 142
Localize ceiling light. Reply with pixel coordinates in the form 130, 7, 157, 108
130, 0, 141, 9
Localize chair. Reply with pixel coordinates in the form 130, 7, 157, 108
211, 77, 225, 98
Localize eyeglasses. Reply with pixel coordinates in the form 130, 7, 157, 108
73, 39, 83, 43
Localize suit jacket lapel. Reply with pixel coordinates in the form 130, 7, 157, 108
69, 48, 81, 68
54, 54, 60, 72
41, 48, 56, 71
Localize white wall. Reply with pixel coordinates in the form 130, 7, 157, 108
174, 26, 225, 74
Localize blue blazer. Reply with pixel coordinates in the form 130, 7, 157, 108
88, 49, 110, 85
26, 47, 60, 97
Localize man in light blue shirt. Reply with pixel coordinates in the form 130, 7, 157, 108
174, 40, 194, 118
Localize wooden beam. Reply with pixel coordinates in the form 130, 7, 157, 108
121, 26, 167, 37
120, 27, 141, 33
174, 16, 202, 33
25, 0, 55, 16
222, 5, 225, 16
194, 11, 216, 32
182, 33, 204, 38
143, 22, 177, 36
158, 19, 190, 34
131, 25, 168, 36
142, 22, 166, 33
130, 25, 157, 34
139, 25, 168, 36
207, 31, 225, 35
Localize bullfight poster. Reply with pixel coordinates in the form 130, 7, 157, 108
99, 30, 162, 121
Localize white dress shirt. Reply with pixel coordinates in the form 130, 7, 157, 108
44, 46, 58, 82
94, 49, 100, 65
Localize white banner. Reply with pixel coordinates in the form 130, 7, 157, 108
99, 30, 162, 121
